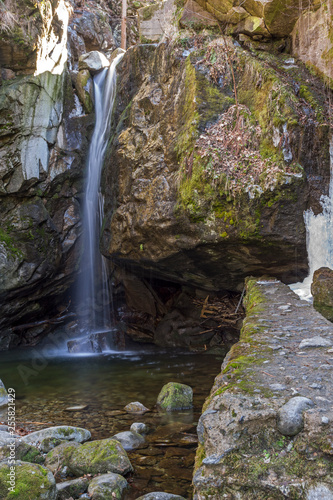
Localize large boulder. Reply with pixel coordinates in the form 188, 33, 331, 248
0, 461, 57, 499
312, 267, 333, 321
79, 51, 110, 74
102, 41, 331, 292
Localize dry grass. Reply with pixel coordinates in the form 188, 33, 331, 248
0, 0, 19, 33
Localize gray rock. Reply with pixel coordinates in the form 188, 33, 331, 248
56, 477, 89, 499
112, 430, 145, 450
21, 426, 91, 446
277, 397, 314, 436
0, 380, 8, 408
197, 409, 217, 445
87, 472, 128, 499
306, 483, 333, 499
157, 382, 193, 411
124, 401, 149, 413
0, 440, 44, 463
79, 51, 110, 74
136, 493, 186, 500
299, 336, 332, 349
39, 437, 66, 453
130, 422, 148, 434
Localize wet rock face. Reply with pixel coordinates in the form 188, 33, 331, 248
102, 41, 330, 292
312, 267, 333, 321
0, 0, 118, 347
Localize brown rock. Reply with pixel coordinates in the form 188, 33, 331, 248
312, 267, 333, 321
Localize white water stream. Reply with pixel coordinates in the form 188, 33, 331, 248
290, 138, 333, 301
77, 53, 124, 332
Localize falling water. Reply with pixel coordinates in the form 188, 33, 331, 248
78, 53, 124, 332
290, 138, 333, 301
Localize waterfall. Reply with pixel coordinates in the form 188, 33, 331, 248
77, 53, 124, 333
290, 137, 333, 301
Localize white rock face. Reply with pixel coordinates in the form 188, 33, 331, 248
299, 336, 332, 349
79, 51, 110, 73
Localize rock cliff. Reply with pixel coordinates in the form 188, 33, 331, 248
102, 37, 331, 292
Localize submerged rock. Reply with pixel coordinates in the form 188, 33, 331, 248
0, 461, 57, 499
87, 473, 128, 499
312, 267, 333, 322
22, 426, 91, 446
277, 397, 314, 436
157, 382, 193, 411
130, 422, 148, 434
124, 401, 149, 413
112, 430, 145, 450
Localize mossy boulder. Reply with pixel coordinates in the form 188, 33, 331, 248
0, 461, 57, 499
87, 473, 128, 499
56, 477, 89, 499
68, 439, 133, 476
312, 267, 333, 321
157, 382, 193, 411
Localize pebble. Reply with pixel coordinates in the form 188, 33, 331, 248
321, 416, 329, 424
309, 383, 323, 389
270, 384, 286, 391
277, 397, 314, 436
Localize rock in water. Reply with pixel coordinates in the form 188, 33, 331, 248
88, 473, 128, 499
130, 422, 148, 434
124, 401, 149, 413
0, 461, 57, 499
56, 478, 89, 500
112, 431, 145, 450
0, 380, 8, 408
277, 397, 314, 436
312, 267, 333, 321
157, 382, 193, 411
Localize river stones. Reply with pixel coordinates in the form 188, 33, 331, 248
277, 397, 314, 436
87, 473, 128, 499
79, 51, 110, 73
0, 461, 57, 499
21, 425, 91, 446
112, 430, 145, 450
136, 493, 187, 499
0, 380, 8, 407
68, 438, 133, 476
130, 422, 148, 434
56, 477, 89, 499
124, 401, 149, 413
157, 382, 193, 411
